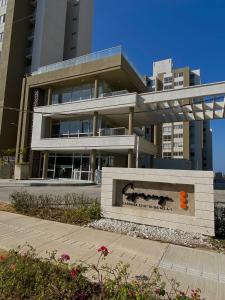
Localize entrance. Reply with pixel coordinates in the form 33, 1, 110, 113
45, 153, 114, 181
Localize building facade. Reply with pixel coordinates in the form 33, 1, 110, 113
15, 46, 157, 181
15, 46, 224, 182
0, 0, 93, 151
148, 59, 213, 170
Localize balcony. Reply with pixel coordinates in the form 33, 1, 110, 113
31, 46, 145, 84
31, 134, 157, 156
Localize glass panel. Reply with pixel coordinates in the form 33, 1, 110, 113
73, 157, 81, 170
81, 156, 90, 171
47, 171, 54, 179
48, 156, 55, 170
60, 121, 70, 137
55, 155, 73, 179
52, 93, 59, 105
62, 90, 72, 103
52, 122, 60, 137
70, 120, 81, 137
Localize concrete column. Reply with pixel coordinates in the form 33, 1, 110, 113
94, 79, 99, 99
153, 125, 157, 145
29, 151, 34, 178
15, 77, 27, 163
128, 107, 134, 135
42, 152, 49, 179
128, 149, 133, 168
47, 87, 52, 105
90, 150, 97, 182
93, 112, 98, 136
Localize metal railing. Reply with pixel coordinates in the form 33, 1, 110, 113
31, 46, 145, 84
102, 90, 128, 98
98, 127, 127, 136
50, 127, 128, 139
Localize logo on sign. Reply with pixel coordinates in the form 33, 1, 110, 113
122, 182, 173, 207
180, 191, 188, 209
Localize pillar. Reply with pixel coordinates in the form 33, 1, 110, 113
47, 87, 52, 105
42, 152, 49, 179
93, 112, 98, 136
128, 149, 133, 168
128, 107, 134, 135
94, 79, 99, 99
15, 77, 27, 163
153, 125, 157, 145
90, 150, 97, 182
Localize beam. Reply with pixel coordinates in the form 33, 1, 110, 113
142, 81, 225, 104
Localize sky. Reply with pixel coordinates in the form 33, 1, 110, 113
92, 0, 225, 172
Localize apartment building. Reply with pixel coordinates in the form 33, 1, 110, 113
14, 46, 225, 181
0, 0, 93, 151
148, 59, 213, 170
15, 46, 157, 181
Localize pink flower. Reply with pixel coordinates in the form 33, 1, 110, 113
70, 268, 79, 279
60, 253, 71, 262
0, 256, 5, 261
97, 246, 110, 257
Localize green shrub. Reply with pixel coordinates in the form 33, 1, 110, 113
10, 190, 102, 225
0, 245, 203, 300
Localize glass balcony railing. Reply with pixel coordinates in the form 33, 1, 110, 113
31, 46, 145, 84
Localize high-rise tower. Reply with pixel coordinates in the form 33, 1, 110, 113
0, 0, 93, 150
148, 59, 213, 170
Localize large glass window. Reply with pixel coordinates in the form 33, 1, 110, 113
46, 153, 114, 180
51, 119, 93, 138
52, 84, 94, 105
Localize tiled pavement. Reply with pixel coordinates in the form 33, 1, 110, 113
0, 211, 224, 299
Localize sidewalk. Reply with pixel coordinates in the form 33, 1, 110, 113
0, 179, 95, 187
0, 211, 224, 299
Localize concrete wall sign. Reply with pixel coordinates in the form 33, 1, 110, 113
101, 168, 215, 236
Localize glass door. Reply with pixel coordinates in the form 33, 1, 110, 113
81, 155, 90, 181
54, 154, 73, 179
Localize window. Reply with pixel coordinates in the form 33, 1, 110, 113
163, 135, 172, 141
163, 143, 172, 150
0, 0, 7, 7
51, 119, 93, 138
163, 152, 172, 158
174, 81, 184, 86
174, 142, 183, 148
174, 124, 183, 130
164, 77, 173, 83
164, 85, 173, 90
163, 126, 172, 133
173, 152, 183, 157
174, 72, 183, 78
52, 84, 94, 105
0, 32, 3, 42
0, 14, 6, 24
173, 133, 183, 139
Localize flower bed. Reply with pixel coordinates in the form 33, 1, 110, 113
0, 245, 203, 300
9, 190, 101, 225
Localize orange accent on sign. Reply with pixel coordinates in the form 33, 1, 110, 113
180, 191, 188, 209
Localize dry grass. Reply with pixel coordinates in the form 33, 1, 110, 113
0, 202, 16, 213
